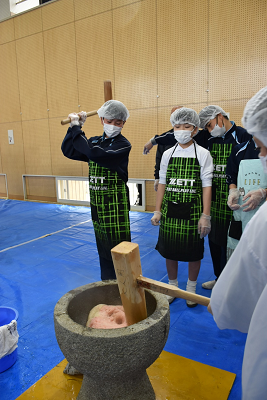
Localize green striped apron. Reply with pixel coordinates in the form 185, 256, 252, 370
156, 143, 204, 261
89, 160, 131, 260
209, 143, 233, 246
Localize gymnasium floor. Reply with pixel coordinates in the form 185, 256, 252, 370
0, 199, 246, 399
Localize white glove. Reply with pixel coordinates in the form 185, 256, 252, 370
78, 111, 87, 127
154, 179, 159, 191
198, 213, 211, 239
241, 188, 266, 212
68, 112, 80, 128
227, 188, 240, 210
151, 211, 161, 226
143, 139, 154, 155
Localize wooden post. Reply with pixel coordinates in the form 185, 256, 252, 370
111, 242, 147, 326
104, 80, 112, 102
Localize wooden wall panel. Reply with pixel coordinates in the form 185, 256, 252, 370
157, 106, 178, 137
25, 176, 56, 201
22, 119, 52, 175
0, 18, 14, 44
14, 8, 42, 39
0, 0, 266, 203
0, 42, 21, 123
112, 0, 157, 109
157, 0, 208, 107
49, 118, 84, 177
126, 108, 157, 180
208, 0, 267, 102
16, 33, 48, 121
43, 23, 79, 118
41, 0, 74, 31
74, 0, 112, 21
0, 152, 2, 173
0, 175, 7, 197
75, 12, 114, 112
0, 122, 25, 197
81, 161, 89, 177
112, 0, 141, 8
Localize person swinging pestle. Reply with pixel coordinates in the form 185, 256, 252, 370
61, 100, 131, 282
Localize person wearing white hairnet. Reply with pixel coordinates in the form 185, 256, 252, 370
142, 105, 211, 191
198, 105, 251, 290
61, 100, 131, 281
208, 86, 267, 400
225, 135, 267, 260
151, 108, 213, 306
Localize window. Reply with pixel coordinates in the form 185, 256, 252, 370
8, 0, 54, 18
10, 0, 39, 16
56, 177, 146, 211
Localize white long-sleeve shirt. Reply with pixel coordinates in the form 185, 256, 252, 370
210, 201, 267, 400
159, 142, 213, 187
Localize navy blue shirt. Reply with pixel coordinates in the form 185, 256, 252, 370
153, 129, 176, 147
153, 122, 249, 151
195, 123, 250, 151
61, 125, 131, 182
226, 138, 259, 186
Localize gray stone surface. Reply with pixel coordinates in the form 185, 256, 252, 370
54, 281, 170, 400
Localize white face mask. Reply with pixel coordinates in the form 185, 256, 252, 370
210, 124, 226, 137
259, 155, 267, 174
104, 123, 122, 138
174, 129, 194, 144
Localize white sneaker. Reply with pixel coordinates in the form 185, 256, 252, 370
186, 283, 197, 308
166, 282, 178, 303
202, 280, 216, 290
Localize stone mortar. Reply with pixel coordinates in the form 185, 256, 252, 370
54, 281, 170, 400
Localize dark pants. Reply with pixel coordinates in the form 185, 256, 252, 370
208, 238, 227, 279
99, 256, 116, 281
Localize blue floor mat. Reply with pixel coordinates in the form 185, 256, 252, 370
0, 199, 246, 400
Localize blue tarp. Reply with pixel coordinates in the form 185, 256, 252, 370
0, 199, 246, 399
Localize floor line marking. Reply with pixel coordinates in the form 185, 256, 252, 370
0, 219, 92, 253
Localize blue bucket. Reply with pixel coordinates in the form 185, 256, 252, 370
0, 307, 19, 373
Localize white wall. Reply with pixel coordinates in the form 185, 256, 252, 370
0, 0, 11, 21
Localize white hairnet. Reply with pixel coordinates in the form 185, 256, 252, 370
170, 107, 200, 128
97, 100, 130, 121
198, 105, 228, 129
242, 86, 267, 147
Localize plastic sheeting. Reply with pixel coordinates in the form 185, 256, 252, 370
0, 200, 246, 400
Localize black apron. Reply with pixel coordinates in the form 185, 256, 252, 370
89, 160, 131, 261
156, 143, 204, 261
